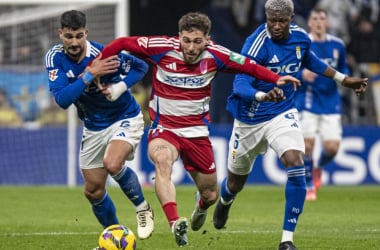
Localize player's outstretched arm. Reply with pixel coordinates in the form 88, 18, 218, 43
323, 66, 368, 96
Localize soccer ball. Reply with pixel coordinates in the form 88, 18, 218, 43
98, 224, 136, 250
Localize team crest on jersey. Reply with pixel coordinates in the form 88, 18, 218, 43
333, 48, 339, 59
49, 69, 58, 81
229, 52, 245, 65
296, 46, 301, 59
137, 37, 149, 48
200, 60, 208, 74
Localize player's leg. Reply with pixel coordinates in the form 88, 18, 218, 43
82, 167, 118, 227
183, 136, 218, 231
213, 119, 262, 229
299, 111, 318, 200
104, 116, 154, 239
269, 109, 306, 249
147, 132, 186, 246
80, 128, 119, 227
315, 114, 342, 189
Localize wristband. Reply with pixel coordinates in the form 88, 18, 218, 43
107, 81, 127, 101
255, 91, 266, 102
333, 71, 346, 84
82, 71, 94, 85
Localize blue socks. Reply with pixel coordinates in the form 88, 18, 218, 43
220, 178, 236, 204
283, 166, 306, 232
304, 155, 313, 188
318, 150, 334, 167
112, 166, 145, 206
92, 191, 119, 227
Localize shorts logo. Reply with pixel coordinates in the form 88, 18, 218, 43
116, 132, 126, 137
209, 162, 216, 170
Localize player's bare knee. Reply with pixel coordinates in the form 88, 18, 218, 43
103, 158, 123, 176
84, 187, 104, 201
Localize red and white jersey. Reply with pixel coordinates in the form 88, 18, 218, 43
101, 36, 280, 138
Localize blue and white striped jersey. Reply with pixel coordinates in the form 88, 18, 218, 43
45, 40, 148, 131
226, 23, 329, 124
295, 34, 349, 114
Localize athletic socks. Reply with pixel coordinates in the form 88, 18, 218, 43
304, 155, 314, 188
112, 166, 145, 207
91, 191, 119, 227
318, 150, 334, 167
283, 166, 306, 232
163, 202, 180, 228
220, 178, 236, 205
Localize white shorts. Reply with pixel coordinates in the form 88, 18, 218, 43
228, 108, 305, 175
80, 112, 144, 169
299, 110, 342, 141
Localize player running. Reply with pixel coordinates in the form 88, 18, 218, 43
45, 10, 154, 240
99, 11, 300, 247
212, 0, 367, 249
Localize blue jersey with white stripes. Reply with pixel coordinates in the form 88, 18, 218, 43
45, 40, 148, 131
226, 23, 329, 124
295, 34, 349, 114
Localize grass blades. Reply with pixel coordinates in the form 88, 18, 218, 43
0, 185, 379, 249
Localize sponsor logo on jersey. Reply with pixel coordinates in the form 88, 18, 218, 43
229, 52, 245, 65
49, 69, 58, 81
267, 62, 301, 74
164, 75, 206, 87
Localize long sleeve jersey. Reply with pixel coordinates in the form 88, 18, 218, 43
100, 36, 281, 138
45, 40, 148, 131
226, 23, 330, 124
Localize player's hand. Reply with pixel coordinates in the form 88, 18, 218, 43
89, 53, 120, 77
262, 87, 286, 102
276, 75, 301, 90
342, 76, 368, 96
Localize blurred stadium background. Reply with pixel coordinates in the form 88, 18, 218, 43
0, 0, 379, 186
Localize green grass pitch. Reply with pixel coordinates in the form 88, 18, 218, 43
0, 185, 379, 249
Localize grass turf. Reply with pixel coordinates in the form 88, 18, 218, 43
0, 185, 379, 249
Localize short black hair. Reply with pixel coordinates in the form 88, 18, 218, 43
60, 10, 86, 30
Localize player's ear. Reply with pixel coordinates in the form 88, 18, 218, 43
58, 29, 63, 39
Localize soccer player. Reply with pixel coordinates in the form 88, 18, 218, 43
295, 8, 350, 201
99, 12, 300, 247
212, 0, 368, 250
44, 10, 154, 240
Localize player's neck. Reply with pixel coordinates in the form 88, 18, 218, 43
310, 32, 326, 41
